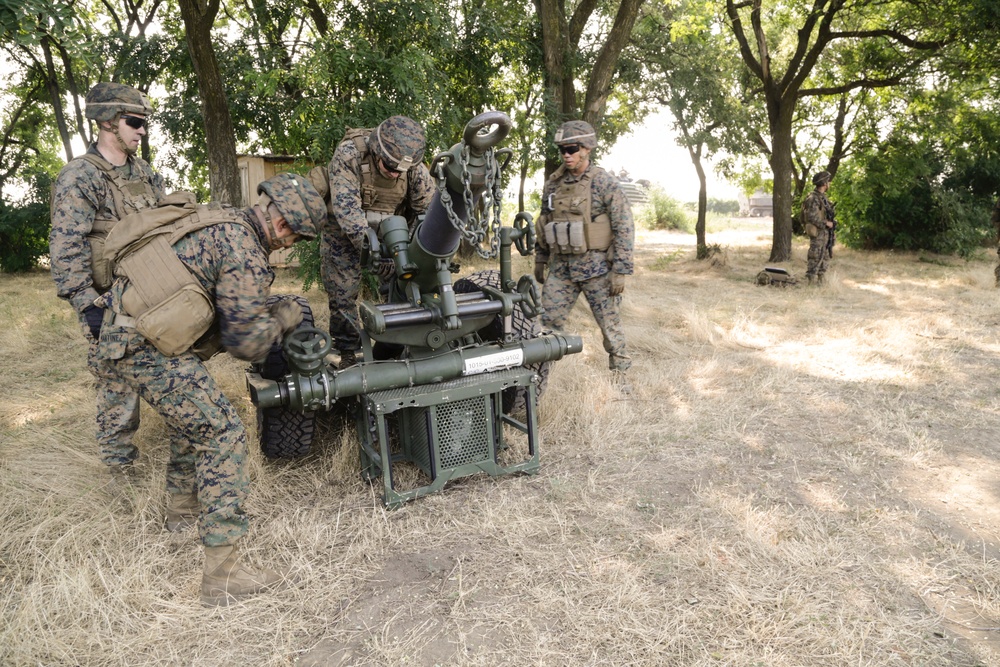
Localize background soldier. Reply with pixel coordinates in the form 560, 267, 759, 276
49, 82, 164, 477
533, 120, 635, 391
94, 172, 326, 607
803, 170, 835, 285
319, 116, 434, 368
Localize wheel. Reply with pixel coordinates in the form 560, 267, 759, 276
453, 269, 551, 416
252, 295, 317, 459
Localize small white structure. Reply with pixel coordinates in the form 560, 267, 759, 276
738, 188, 772, 217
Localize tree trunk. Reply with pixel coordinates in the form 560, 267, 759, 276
40, 35, 73, 161
688, 145, 708, 257
536, 0, 569, 179
178, 0, 242, 205
581, 0, 644, 127
768, 105, 795, 262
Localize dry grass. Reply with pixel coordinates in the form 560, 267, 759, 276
4, 219, 1000, 665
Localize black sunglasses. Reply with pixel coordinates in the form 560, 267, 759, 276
121, 115, 147, 130
559, 144, 581, 155
380, 158, 401, 176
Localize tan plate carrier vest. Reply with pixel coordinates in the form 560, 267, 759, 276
540, 165, 613, 255
308, 128, 409, 230
103, 192, 254, 357
79, 153, 159, 292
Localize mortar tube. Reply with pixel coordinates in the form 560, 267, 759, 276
252, 332, 583, 411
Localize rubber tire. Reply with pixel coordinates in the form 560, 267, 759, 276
252, 295, 317, 459
453, 269, 550, 415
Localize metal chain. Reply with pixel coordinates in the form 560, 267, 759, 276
433, 142, 504, 259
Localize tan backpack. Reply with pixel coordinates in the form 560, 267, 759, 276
104, 192, 253, 356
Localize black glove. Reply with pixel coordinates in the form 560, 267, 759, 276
534, 261, 546, 284
83, 305, 104, 340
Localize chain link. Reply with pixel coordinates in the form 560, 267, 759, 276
433, 142, 505, 259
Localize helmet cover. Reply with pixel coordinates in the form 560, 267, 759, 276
85, 82, 154, 122
257, 172, 326, 239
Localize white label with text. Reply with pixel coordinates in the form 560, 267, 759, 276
463, 349, 524, 376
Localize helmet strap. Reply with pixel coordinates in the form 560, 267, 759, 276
257, 193, 294, 250
109, 114, 137, 156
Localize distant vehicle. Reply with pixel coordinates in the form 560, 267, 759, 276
738, 189, 772, 217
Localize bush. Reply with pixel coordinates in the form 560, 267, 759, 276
706, 198, 739, 215
636, 186, 691, 232
0, 201, 50, 272
836, 134, 996, 258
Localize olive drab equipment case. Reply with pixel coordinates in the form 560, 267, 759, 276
538, 164, 612, 256
75, 152, 159, 292
103, 192, 254, 356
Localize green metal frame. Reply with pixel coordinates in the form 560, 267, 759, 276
354, 367, 540, 508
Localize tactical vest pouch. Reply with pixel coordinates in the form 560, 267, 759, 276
568, 221, 586, 254
118, 234, 215, 356
554, 221, 571, 253
88, 230, 114, 292
584, 214, 613, 251
543, 220, 558, 248
190, 324, 223, 361
805, 223, 818, 238
134, 285, 215, 356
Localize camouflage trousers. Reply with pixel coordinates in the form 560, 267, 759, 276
541, 264, 631, 372
321, 232, 363, 353
806, 227, 831, 278
84, 326, 140, 467
96, 328, 249, 547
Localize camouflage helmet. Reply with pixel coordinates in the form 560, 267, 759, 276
371, 116, 426, 172
85, 82, 154, 122
257, 172, 326, 240
812, 170, 832, 187
554, 120, 597, 149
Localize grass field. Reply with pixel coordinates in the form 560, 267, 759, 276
3, 217, 1000, 666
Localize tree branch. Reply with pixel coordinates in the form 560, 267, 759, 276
568, 0, 598, 48
725, 0, 764, 80
830, 29, 950, 50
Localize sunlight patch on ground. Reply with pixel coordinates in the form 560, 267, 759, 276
764, 338, 916, 385
847, 281, 891, 295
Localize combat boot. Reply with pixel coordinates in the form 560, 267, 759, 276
107, 462, 141, 493
165, 492, 198, 532
612, 370, 633, 396
201, 544, 289, 607
338, 349, 357, 370
806, 274, 815, 285
816, 274, 825, 286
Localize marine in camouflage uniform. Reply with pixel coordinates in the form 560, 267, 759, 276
320, 116, 434, 366
49, 82, 164, 470
94, 172, 325, 606
533, 120, 635, 385
802, 170, 834, 285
